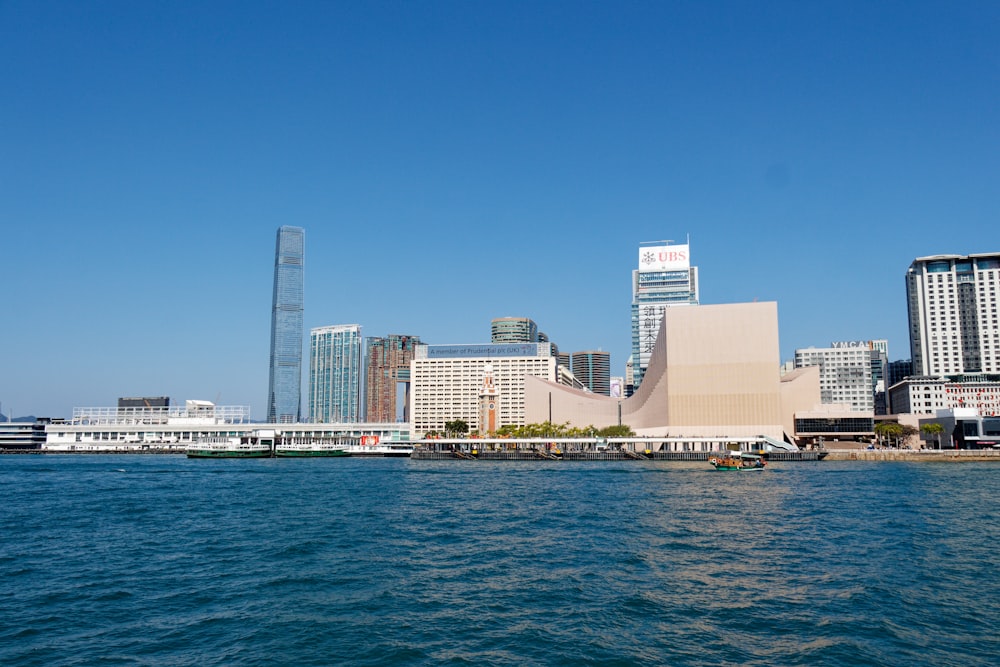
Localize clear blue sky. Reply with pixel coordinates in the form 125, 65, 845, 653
2, 1, 998, 419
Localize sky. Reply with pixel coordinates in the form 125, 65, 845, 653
2, 1, 999, 419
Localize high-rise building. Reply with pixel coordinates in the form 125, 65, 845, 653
571, 350, 612, 396
625, 355, 635, 397
869, 340, 889, 415
906, 253, 1000, 376
308, 324, 362, 423
410, 343, 557, 437
887, 359, 913, 387
267, 226, 304, 424
794, 342, 874, 412
365, 334, 420, 423
631, 239, 699, 389
491, 317, 539, 343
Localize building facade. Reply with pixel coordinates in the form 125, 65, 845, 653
869, 340, 889, 415
0, 418, 52, 451
365, 334, 420, 423
491, 317, 539, 343
918, 408, 1000, 449
571, 350, 611, 396
888, 359, 914, 387
267, 226, 305, 423
906, 253, 1000, 376
410, 343, 557, 437
888, 374, 1000, 416
42, 402, 409, 451
309, 325, 362, 423
528, 302, 815, 447
794, 342, 875, 412
631, 240, 699, 389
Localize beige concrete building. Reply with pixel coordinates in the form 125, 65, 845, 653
526, 302, 819, 445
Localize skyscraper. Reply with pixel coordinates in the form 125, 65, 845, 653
267, 226, 304, 423
571, 350, 612, 396
365, 334, 420, 423
309, 325, 362, 423
906, 253, 1000, 376
491, 317, 539, 343
631, 239, 699, 389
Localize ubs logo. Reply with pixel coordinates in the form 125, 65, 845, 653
642, 250, 687, 265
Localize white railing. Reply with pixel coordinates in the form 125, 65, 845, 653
71, 405, 251, 425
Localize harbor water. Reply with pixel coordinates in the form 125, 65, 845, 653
2, 456, 998, 666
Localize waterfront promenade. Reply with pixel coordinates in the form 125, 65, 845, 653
6, 445, 1000, 462
824, 448, 1000, 462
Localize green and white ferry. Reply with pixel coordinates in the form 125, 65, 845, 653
186, 435, 273, 458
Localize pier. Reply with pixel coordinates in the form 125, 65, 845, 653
409, 436, 827, 462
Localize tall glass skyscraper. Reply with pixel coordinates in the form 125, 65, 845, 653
309, 325, 362, 423
631, 239, 699, 389
267, 226, 305, 424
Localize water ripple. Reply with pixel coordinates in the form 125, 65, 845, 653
1, 456, 998, 665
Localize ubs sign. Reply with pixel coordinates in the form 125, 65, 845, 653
639, 244, 690, 272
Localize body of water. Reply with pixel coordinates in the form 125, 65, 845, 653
1, 456, 998, 666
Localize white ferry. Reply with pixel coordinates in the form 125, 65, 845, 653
339, 442, 413, 457
274, 437, 350, 457
336, 434, 413, 457
186, 435, 273, 459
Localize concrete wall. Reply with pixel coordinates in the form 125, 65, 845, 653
780, 365, 821, 440
526, 301, 806, 440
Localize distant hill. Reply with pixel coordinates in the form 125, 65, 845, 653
0, 414, 37, 423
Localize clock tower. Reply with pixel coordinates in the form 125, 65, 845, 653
478, 364, 499, 435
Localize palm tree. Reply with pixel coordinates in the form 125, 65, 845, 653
444, 420, 469, 437
920, 422, 944, 449
874, 422, 903, 448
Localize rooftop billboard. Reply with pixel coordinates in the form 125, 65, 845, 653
638, 244, 690, 272
426, 343, 542, 359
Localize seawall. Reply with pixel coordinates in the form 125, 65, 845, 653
824, 449, 1000, 462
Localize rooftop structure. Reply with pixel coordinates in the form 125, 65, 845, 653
491, 317, 540, 343
71, 400, 251, 426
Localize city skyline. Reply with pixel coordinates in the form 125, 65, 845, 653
3, 2, 999, 419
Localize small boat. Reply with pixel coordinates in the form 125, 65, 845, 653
274, 438, 350, 457
708, 451, 766, 471
186, 436, 273, 459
